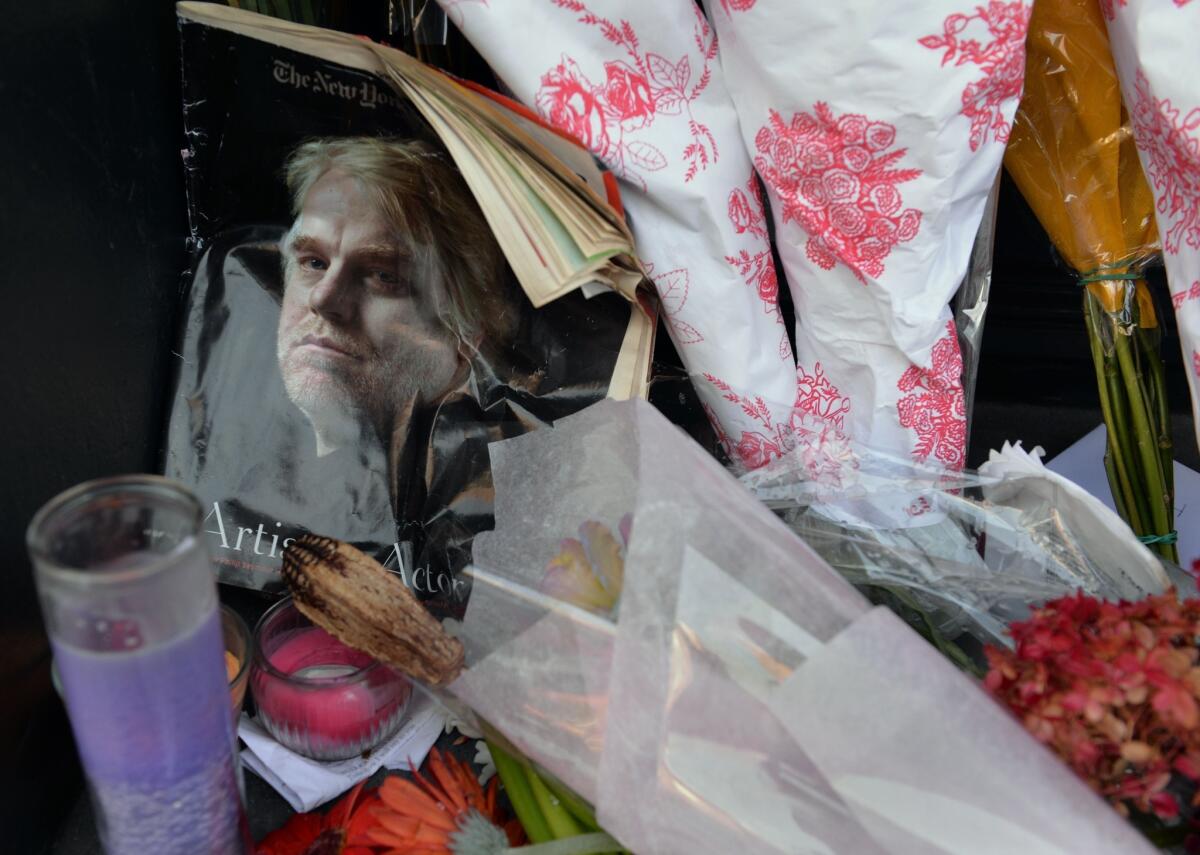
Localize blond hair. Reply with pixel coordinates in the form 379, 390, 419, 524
283, 136, 513, 343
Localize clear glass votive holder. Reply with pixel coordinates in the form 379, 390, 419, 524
250, 596, 411, 761
221, 604, 251, 719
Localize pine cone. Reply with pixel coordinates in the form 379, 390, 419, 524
281, 534, 464, 686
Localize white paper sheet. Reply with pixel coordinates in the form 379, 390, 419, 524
1046, 424, 1200, 574
238, 691, 445, 812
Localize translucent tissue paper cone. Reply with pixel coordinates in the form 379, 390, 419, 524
448, 399, 1154, 855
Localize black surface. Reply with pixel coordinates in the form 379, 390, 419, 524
0, 1, 191, 851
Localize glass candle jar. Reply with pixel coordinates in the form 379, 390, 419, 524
250, 597, 411, 760
28, 476, 249, 855
221, 604, 251, 719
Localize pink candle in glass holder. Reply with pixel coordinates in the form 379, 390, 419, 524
250, 597, 411, 760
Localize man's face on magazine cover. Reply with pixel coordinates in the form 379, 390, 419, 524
277, 169, 461, 434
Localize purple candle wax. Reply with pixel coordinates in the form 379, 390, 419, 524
53, 604, 246, 854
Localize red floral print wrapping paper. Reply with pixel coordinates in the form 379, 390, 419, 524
710, 0, 1031, 474
1105, 0, 1200, 453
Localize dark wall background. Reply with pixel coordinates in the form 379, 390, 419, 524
0, 1, 190, 849
969, 176, 1200, 472
0, 3, 1196, 853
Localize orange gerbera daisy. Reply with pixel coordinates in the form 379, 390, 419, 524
366, 749, 523, 854
256, 780, 380, 855
255, 750, 522, 855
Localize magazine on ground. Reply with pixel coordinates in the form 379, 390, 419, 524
166, 5, 653, 613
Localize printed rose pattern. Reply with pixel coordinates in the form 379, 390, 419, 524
724, 176, 791, 359
704, 375, 784, 468
896, 320, 966, 469
538, 59, 612, 154
646, 263, 704, 344
1195, 350, 1200, 379
919, 1, 1032, 152
536, 0, 720, 187
754, 104, 923, 282
1106, 0, 1194, 17
1130, 71, 1200, 255
1172, 281, 1200, 310
795, 362, 851, 429
724, 176, 779, 315
703, 373, 857, 483
720, 0, 757, 11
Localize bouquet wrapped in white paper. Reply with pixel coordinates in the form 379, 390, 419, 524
709, 0, 1032, 470
447, 399, 1155, 855
1104, 0, 1200, 452
435, 0, 801, 464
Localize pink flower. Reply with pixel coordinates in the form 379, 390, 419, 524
600, 61, 655, 131
987, 590, 1200, 821
540, 518, 631, 616
536, 59, 610, 157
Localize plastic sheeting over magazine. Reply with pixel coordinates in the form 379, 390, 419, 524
166, 13, 644, 607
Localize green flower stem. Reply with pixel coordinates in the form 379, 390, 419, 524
1136, 322, 1175, 510
1085, 293, 1146, 534
1103, 451, 1129, 525
538, 775, 601, 833
525, 764, 584, 840
1114, 324, 1175, 561
1083, 288, 1178, 563
1104, 336, 1152, 532
887, 587, 984, 678
488, 739, 554, 844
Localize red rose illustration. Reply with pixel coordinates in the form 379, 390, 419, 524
756, 265, 778, 303
754, 104, 923, 282
727, 188, 756, 235
601, 61, 656, 131
735, 430, 782, 469
536, 58, 610, 156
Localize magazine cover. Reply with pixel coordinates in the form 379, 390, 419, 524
166, 14, 643, 612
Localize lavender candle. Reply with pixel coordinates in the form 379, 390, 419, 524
28, 477, 248, 855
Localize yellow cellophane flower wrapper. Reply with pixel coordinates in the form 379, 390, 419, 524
1004, 0, 1175, 560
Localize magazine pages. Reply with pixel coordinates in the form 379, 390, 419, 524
168, 4, 651, 609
